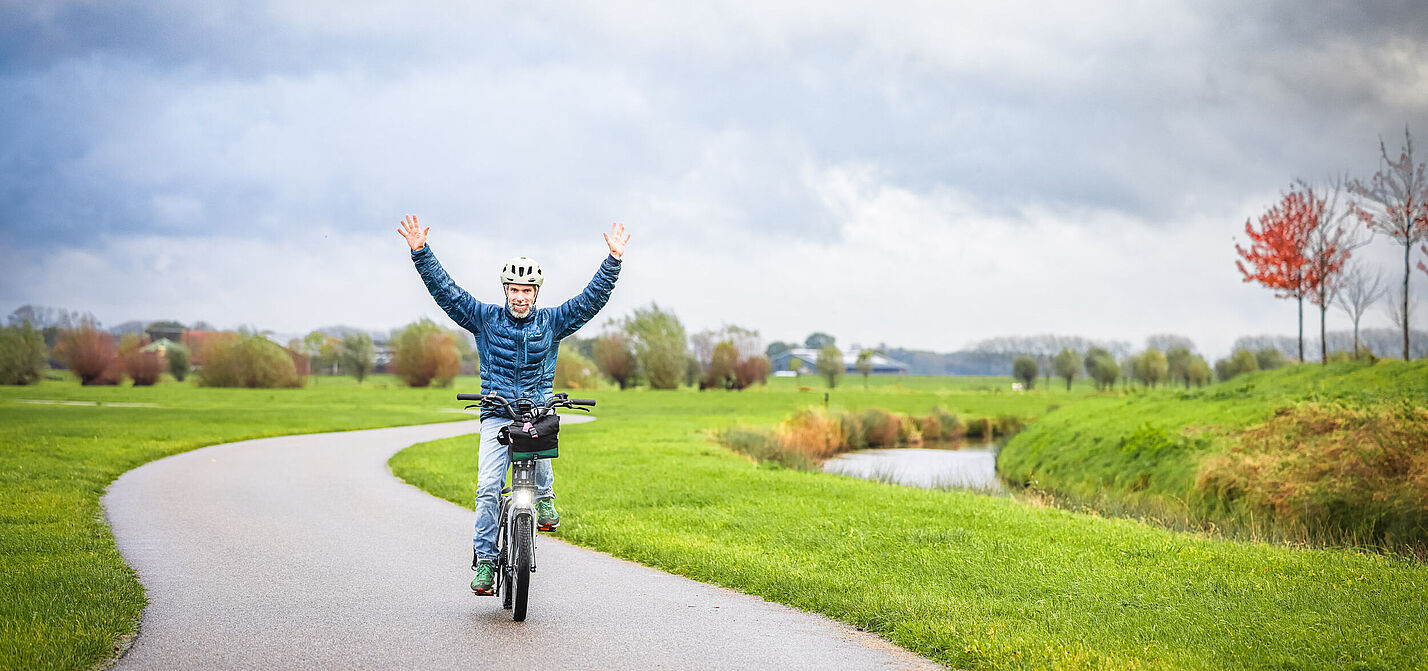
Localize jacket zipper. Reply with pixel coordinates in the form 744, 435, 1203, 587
520, 319, 529, 399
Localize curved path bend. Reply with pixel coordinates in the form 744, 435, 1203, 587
104, 419, 938, 670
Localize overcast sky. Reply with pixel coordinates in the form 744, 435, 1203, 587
2, 0, 1426, 359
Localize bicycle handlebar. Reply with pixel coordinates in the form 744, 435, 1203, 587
455, 392, 596, 418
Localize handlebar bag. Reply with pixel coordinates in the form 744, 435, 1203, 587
507, 413, 560, 460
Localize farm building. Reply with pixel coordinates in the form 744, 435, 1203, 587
769, 348, 909, 376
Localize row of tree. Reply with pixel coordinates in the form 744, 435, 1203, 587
1, 301, 777, 392
1236, 127, 1428, 362
1008, 338, 1311, 392
0, 317, 195, 387
566, 304, 774, 391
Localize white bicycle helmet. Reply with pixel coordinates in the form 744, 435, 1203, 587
499, 256, 544, 287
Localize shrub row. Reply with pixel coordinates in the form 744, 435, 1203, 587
197, 332, 303, 388
554, 350, 600, 389
391, 319, 459, 388
119, 335, 163, 386
720, 406, 1024, 470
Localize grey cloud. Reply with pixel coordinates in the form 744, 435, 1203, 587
2, 0, 1426, 258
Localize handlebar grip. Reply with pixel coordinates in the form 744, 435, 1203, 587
569, 399, 596, 406
456, 394, 483, 401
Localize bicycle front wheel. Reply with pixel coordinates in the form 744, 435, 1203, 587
511, 514, 533, 622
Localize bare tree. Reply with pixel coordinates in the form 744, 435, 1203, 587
1349, 127, 1428, 360
1145, 334, 1197, 353
1300, 176, 1368, 362
689, 329, 718, 374
1384, 284, 1416, 337
691, 325, 763, 376
1334, 262, 1389, 356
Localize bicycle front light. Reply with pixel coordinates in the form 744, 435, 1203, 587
513, 490, 534, 507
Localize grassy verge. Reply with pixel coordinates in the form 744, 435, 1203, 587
392, 382, 1428, 670
998, 361, 1428, 555
0, 375, 471, 671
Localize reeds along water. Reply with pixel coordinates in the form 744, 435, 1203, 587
720, 406, 1025, 471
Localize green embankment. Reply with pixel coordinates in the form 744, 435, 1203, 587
393, 378, 1428, 670
0, 376, 469, 671
998, 361, 1428, 552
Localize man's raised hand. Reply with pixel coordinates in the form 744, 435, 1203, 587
398, 215, 429, 252
604, 222, 630, 260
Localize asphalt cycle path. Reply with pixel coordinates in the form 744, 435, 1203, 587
104, 418, 939, 670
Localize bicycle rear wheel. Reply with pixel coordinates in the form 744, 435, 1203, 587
501, 560, 513, 610
497, 503, 513, 610
511, 514, 533, 621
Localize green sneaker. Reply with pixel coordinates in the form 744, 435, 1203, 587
471, 560, 495, 595
536, 497, 560, 531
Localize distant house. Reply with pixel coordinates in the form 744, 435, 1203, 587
374, 344, 395, 374
768, 348, 909, 376
145, 323, 187, 345
140, 337, 179, 359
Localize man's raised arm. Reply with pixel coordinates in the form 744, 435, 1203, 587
552, 222, 630, 339
399, 214, 482, 334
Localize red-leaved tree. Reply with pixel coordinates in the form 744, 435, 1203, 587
1349, 127, 1428, 360
1236, 186, 1320, 361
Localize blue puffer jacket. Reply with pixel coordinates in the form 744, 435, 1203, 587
411, 245, 621, 418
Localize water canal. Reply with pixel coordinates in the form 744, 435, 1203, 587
822, 444, 1004, 491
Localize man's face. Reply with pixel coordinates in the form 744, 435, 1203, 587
505, 283, 537, 318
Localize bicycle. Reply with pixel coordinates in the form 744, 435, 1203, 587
456, 392, 595, 621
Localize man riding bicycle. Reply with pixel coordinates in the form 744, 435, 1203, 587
398, 215, 629, 595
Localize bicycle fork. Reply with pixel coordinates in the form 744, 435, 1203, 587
508, 459, 539, 572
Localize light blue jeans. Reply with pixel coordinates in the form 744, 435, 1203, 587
474, 416, 554, 560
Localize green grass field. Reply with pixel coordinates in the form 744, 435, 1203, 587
0, 375, 469, 671
4, 372, 1426, 670
393, 378, 1428, 670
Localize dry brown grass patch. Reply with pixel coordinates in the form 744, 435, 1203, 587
1197, 402, 1428, 556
